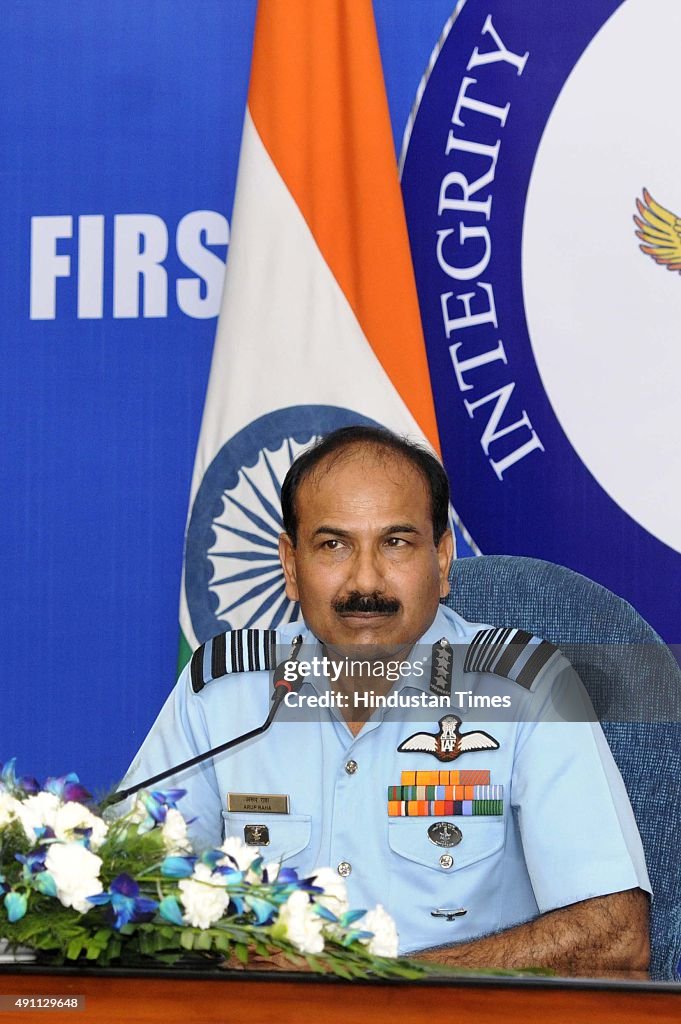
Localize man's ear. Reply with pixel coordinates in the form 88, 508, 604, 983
278, 533, 300, 601
437, 529, 454, 599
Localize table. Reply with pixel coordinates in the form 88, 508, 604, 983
1, 964, 680, 1024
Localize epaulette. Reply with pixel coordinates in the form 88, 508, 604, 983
463, 627, 559, 691
189, 628, 279, 694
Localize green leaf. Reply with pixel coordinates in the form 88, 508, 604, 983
195, 931, 213, 951
329, 961, 353, 981
213, 934, 231, 954
66, 938, 84, 960
180, 929, 195, 951
234, 942, 249, 965
304, 955, 326, 975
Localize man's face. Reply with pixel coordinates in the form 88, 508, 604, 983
279, 447, 453, 652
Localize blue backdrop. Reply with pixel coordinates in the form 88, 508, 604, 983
0, 0, 455, 792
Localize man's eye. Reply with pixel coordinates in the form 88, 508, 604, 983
321, 539, 343, 550
385, 537, 408, 548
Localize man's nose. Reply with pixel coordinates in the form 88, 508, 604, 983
347, 546, 386, 593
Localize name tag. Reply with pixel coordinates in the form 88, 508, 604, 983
227, 792, 290, 814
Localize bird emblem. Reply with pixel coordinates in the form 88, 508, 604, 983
634, 189, 681, 273
398, 715, 499, 762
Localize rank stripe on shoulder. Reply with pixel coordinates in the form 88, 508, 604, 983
190, 629, 278, 693
463, 628, 558, 691
515, 638, 559, 689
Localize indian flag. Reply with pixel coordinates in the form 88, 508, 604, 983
179, 0, 470, 667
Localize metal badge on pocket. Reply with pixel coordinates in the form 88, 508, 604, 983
244, 824, 270, 846
428, 821, 462, 848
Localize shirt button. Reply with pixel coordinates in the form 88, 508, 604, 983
344, 760, 358, 775
337, 861, 352, 877
439, 854, 454, 869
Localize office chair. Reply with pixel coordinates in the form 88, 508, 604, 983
445, 554, 681, 981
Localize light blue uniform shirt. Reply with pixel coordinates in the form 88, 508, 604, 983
121, 606, 650, 954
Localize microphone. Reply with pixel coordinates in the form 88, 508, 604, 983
102, 635, 304, 809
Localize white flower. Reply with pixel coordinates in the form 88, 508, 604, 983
178, 863, 230, 929
53, 802, 108, 850
18, 792, 61, 838
309, 867, 349, 917
264, 861, 281, 882
0, 793, 26, 832
44, 842, 103, 913
219, 835, 260, 876
360, 904, 399, 958
277, 889, 324, 954
161, 808, 192, 855
125, 797, 149, 825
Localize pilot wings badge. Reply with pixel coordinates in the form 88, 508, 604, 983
398, 715, 499, 763
634, 189, 681, 273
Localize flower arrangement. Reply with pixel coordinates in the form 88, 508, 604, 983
0, 760, 424, 979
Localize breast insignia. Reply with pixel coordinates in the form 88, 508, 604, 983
397, 715, 499, 763
463, 627, 559, 691
189, 628, 279, 693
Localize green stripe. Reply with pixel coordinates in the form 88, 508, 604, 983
473, 800, 503, 815
177, 628, 193, 676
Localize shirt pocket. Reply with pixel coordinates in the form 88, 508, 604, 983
387, 816, 505, 873
221, 811, 312, 863
386, 817, 506, 951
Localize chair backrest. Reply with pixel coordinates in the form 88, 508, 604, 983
445, 554, 681, 981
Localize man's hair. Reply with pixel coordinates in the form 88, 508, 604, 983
280, 425, 450, 546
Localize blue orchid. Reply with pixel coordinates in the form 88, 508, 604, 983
33, 872, 57, 898
87, 874, 157, 930
228, 895, 245, 916
158, 895, 184, 926
244, 895, 276, 925
4, 892, 28, 922
137, 788, 186, 827
15, 849, 53, 891
200, 849, 226, 871
18, 775, 39, 794
0, 760, 38, 796
31, 825, 55, 844
213, 866, 246, 886
160, 856, 195, 879
0, 759, 18, 793
14, 850, 57, 898
271, 867, 300, 885
338, 909, 368, 927
44, 772, 91, 804
313, 903, 339, 924
15, 849, 48, 876
298, 878, 325, 897
200, 849, 247, 883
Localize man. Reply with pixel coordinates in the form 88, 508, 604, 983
122, 425, 650, 973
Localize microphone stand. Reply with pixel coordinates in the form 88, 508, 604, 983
102, 637, 303, 809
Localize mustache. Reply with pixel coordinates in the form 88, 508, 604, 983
333, 592, 401, 615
